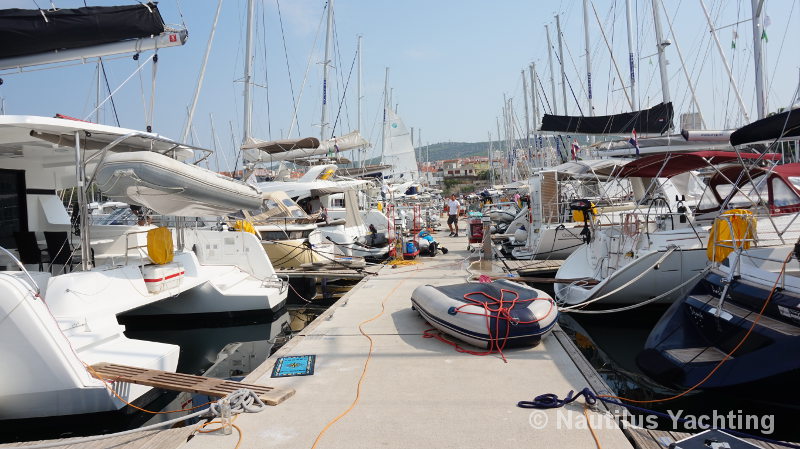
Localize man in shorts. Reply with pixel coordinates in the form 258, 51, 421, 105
446, 194, 461, 237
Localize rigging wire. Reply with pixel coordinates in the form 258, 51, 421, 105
275, 0, 298, 138
286, 3, 327, 139
259, 1, 273, 140
99, 58, 121, 126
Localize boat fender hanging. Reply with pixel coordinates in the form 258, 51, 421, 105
147, 227, 174, 265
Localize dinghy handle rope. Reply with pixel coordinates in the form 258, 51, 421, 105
424, 288, 555, 363
517, 387, 800, 449
8, 388, 264, 449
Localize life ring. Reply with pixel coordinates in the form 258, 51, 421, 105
622, 213, 640, 237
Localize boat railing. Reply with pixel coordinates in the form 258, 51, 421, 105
122, 228, 176, 266
0, 245, 42, 298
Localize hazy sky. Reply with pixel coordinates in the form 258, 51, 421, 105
1, 0, 798, 170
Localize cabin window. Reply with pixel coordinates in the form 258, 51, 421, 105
788, 177, 800, 191
332, 198, 345, 208
263, 199, 279, 210
771, 177, 800, 207
0, 169, 27, 249
282, 199, 295, 207
726, 174, 768, 209
697, 183, 721, 211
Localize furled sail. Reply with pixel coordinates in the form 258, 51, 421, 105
540, 102, 674, 135
0, 3, 165, 59
730, 107, 800, 146
382, 108, 419, 180
242, 131, 368, 163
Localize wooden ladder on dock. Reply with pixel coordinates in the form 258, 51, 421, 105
90, 362, 295, 406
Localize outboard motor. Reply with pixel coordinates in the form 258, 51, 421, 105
569, 199, 595, 244
675, 195, 688, 224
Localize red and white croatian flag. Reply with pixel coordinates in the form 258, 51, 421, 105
571, 139, 581, 161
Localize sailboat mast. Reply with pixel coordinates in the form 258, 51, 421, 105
555, 15, 568, 115
750, 0, 767, 119
242, 0, 255, 144
651, 0, 671, 105
545, 24, 558, 115
624, 0, 638, 110
380, 67, 389, 162
699, 0, 749, 123
529, 63, 539, 166
582, 0, 593, 117
320, 0, 334, 140
522, 70, 531, 149
357, 34, 363, 166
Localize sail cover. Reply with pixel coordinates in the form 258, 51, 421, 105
730, 107, 800, 146
242, 131, 368, 163
0, 3, 165, 59
540, 102, 674, 135
382, 108, 419, 180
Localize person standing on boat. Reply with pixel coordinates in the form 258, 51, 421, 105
446, 194, 461, 237
381, 182, 389, 203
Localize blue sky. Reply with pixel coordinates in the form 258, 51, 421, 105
1, 0, 798, 170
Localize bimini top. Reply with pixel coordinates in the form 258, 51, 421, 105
616, 151, 781, 179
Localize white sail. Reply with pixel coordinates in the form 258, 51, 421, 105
382, 108, 419, 180
242, 131, 368, 163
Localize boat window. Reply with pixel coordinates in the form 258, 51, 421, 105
332, 198, 345, 208
282, 199, 296, 207
0, 169, 28, 248
789, 177, 800, 192
771, 177, 800, 207
263, 199, 279, 210
726, 174, 768, 208
291, 210, 306, 218
697, 183, 720, 211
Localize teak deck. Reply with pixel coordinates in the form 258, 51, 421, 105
89, 362, 295, 406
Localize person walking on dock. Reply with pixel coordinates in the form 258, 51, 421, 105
446, 194, 461, 237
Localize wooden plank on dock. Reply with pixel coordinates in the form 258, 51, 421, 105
89, 362, 295, 406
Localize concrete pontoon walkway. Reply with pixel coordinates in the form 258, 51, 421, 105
183, 233, 633, 449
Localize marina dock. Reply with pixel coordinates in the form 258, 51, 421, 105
180, 233, 633, 449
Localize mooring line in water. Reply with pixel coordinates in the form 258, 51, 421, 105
309, 280, 405, 449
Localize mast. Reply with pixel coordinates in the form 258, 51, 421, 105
582, 0, 594, 117
242, 0, 255, 144
555, 15, 568, 115
356, 34, 363, 166
380, 67, 389, 162
522, 70, 531, 149
751, 0, 767, 119
488, 131, 494, 186
545, 24, 558, 115
183, 0, 223, 143
529, 63, 539, 166
320, 0, 334, 140
658, 0, 704, 128
624, 0, 638, 110
651, 0, 671, 105
699, 0, 749, 123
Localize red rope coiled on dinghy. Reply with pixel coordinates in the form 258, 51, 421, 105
423, 288, 555, 363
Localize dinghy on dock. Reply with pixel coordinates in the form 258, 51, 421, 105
411, 279, 558, 349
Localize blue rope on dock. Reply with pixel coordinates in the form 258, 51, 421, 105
517, 388, 800, 449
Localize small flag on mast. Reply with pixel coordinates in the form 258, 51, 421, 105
629, 129, 640, 156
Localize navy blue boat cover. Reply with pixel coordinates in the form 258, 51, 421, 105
540, 102, 674, 135
0, 2, 165, 59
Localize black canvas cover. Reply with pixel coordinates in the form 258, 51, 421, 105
540, 102, 674, 135
0, 3, 165, 59
730, 107, 800, 146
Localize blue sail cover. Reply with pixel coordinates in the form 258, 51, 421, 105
0, 3, 165, 59
540, 102, 674, 135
